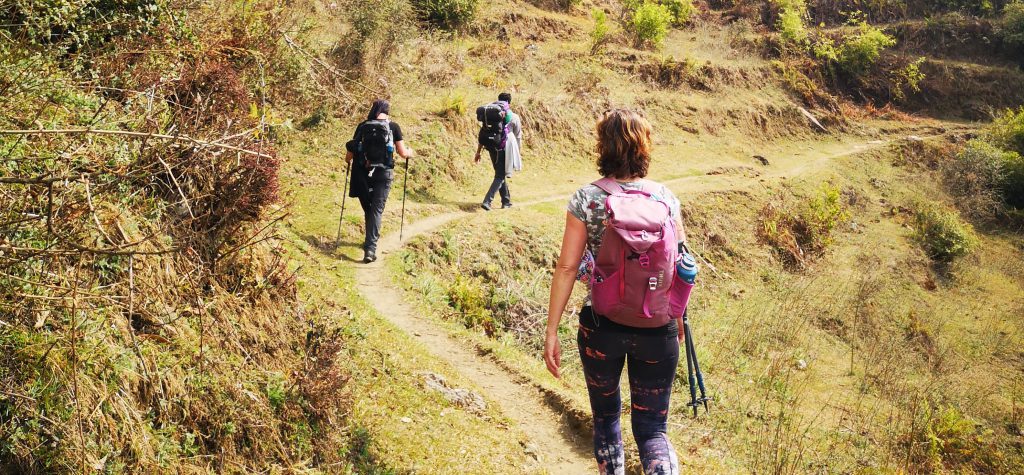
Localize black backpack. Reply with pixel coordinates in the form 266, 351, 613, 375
358, 119, 394, 168
476, 102, 508, 151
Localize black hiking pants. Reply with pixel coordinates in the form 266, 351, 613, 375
482, 147, 511, 207
358, 168, 394, 253
578, 307, 680, 475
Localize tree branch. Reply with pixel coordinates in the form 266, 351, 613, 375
0, 129, 274, 159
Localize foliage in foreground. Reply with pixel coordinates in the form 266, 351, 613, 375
0, 0, 362, 471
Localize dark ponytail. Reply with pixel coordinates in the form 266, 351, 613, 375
367, 99, 390, 121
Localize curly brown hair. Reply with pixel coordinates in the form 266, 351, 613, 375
596, 109, 653, 179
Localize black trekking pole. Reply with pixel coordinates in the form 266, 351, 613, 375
399, 157, 409, 242
336, 159, 351, 246
683, 310, 699, 417
684, 311, 711, 415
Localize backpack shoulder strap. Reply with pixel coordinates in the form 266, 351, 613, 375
592, 177, 625, 195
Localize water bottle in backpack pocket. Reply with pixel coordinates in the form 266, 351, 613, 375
669, 250, 698, 317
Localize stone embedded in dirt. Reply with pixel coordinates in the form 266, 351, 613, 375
421, 372, 487, 413
753, 155, 770, 166
400, 417, 412, 423
523, 443, 540, 462
795, 359, 808, 371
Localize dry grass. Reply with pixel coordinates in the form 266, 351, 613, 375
391, 140, 1024, 472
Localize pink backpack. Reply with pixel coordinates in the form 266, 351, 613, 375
589, 178, 692, 327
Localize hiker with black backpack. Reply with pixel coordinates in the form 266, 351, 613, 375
474, 92, 522, 210
345, 99, 415, 263
544, 109, 693, 474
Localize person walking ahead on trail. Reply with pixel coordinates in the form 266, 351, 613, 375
544, 109, 688, 475
346, 99, 415, 263
474, 92, 522, 210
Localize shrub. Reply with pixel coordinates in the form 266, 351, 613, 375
758, 183, 850, 268
447, 275, 496, 334
590, 8, 612, 53
836, 18, 897, 77
983, 108, 1024, 209
774, 0, 809, 45
4, 0, 161, 52
901, 404, 1006, 473
412, 0, 478, 30
631, 2, 673, 48
1002, 151, 1024, 209
806, 183, 851, 246
913, 203, 978, 262
437, 91, 466, 117
661, 0, 696, 26
1000, 1, 1024, 49
946, 140, 1015, 219
987, 106, 1024, 156
893, 57, 926, 100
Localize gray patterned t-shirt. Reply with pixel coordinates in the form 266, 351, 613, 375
567, 179, 682, 257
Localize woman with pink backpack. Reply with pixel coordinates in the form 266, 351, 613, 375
544, 108, 692, 474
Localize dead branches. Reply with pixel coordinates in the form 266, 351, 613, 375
0, 128, 273, 159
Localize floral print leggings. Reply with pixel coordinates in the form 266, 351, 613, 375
577, 307, 680, 475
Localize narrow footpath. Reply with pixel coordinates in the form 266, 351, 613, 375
345, 129, 956, 473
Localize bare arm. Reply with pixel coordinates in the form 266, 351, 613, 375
673, 207, 688, 341
474, 143, 483, 163
677, 215, 688, 248
395, 140, 414, 159
544, 212, 587, 378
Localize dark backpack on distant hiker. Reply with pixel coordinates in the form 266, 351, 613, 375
357, 119, 394, 169
588, 178, 692, 328
476, 102, 509, 151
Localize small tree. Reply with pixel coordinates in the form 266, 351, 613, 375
590, 8, 612, 53
632, 2, 672, 48
661, 0, 696, 26
774, 0, 809, 45
836, 18, 896, 77
412, 0, 479, 31
1000, 1, 1024, 49
913, 203, 978, 262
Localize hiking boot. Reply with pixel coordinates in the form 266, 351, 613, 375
481, 202, 492, 211
502, 203, 513, 209
363, 250, 377, 263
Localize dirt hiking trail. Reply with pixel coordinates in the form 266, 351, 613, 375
348, 130, 951, 473
356, 211, 596, 473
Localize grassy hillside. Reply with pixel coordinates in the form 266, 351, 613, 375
4, 0, 1024, 472
391, 131, 1024, 472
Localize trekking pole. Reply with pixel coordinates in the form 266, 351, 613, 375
336, 159, 351, 246
399, 156, 409, 242
684, 311, 711, 415
683, 310, 699, 417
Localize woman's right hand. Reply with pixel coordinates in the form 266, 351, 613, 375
544, 332, 561, 379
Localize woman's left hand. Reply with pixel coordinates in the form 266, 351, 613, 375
677, 319, 685, 343
544, 332, 561, 379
